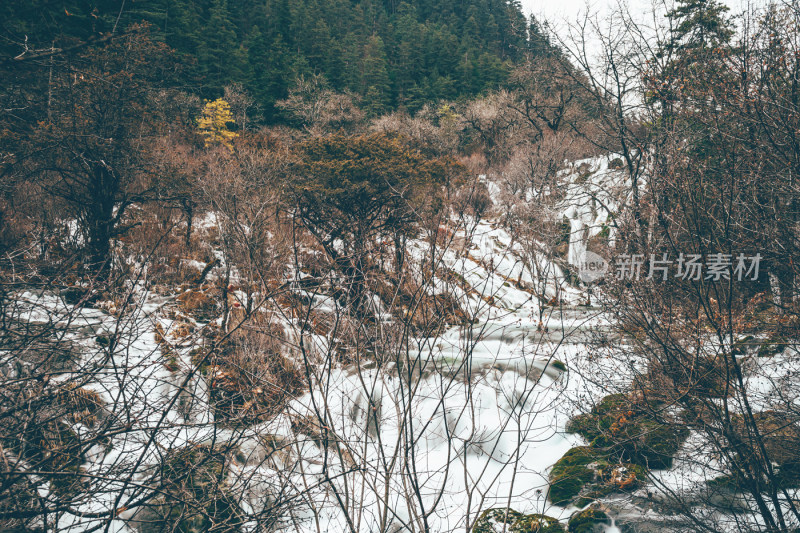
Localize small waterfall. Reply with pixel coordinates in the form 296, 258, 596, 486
564, 204, 592, 268
604, 516, 621, 533
189, 371, 213, 425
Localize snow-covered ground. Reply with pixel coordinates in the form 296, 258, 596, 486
11, 155, 795, 532
6, 156, 639, 533
241, 216, 636, 532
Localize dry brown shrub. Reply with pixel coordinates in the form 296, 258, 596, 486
177, 288, 218, 320
207, 312, 303, 425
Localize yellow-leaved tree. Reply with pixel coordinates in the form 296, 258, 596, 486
197, 98, 237, 150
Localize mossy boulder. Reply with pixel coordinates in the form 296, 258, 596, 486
552, 393, 690, 506
96, 334, 112, 347
730, 335, 756, 356
567, 394, 688, 469
567, 505, 610, 533
730, 412, 800, 488
701, 413, 800, 507
131, 445, 242, 533
30, 420, 87, 497
55, 385, 107, 428
549, 447, 598, 506
548, 447, 647, 507
757, 335, 787, 357
694, 357, 731, 398
513, 513, 565, 533
566, 394, 628, 442
5, 385, 109, 499
61, 286, 101, 307
600, 417, 688, 469
473, 508, 565, 533
0, 449, 42, 532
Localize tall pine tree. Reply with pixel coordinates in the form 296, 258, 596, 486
361, 35, 392, 115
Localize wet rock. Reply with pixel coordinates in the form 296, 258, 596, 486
730, 335, 756, 356
566, 394, 688, 469
126, 445, 243, 533
548, 447, 647, 507
472, 508, 565, 533
567, 504, 610, 533
550, 393, 690, 507
757, 334, 787, 357
730, 411, 800, 488
608, 158, 625, 170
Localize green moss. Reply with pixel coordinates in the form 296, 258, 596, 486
473, 508, 522, 533
627, 419, 689, 469
591, 418, 687, 469
551, 447, 599, 473
550, 470, 592, 506
707, 474, 738, 489
549, 447, 599, 506
553, 393, 689, 506
729, 412, 800, 489
550, 360, 567, 372
731, 335, 755, 356
136, 445, 242, 533
473, 508, 565, 533
566, 394, 628, 442
548, 446, 648, 507
567, 506, 610, 533
757, 336, 787, 357
566, 394, 688, 469
513, 513, 566, 532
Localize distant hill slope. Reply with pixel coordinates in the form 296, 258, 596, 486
1, 0, 558, 120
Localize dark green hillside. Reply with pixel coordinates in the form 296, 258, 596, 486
1, 0, 557, 120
